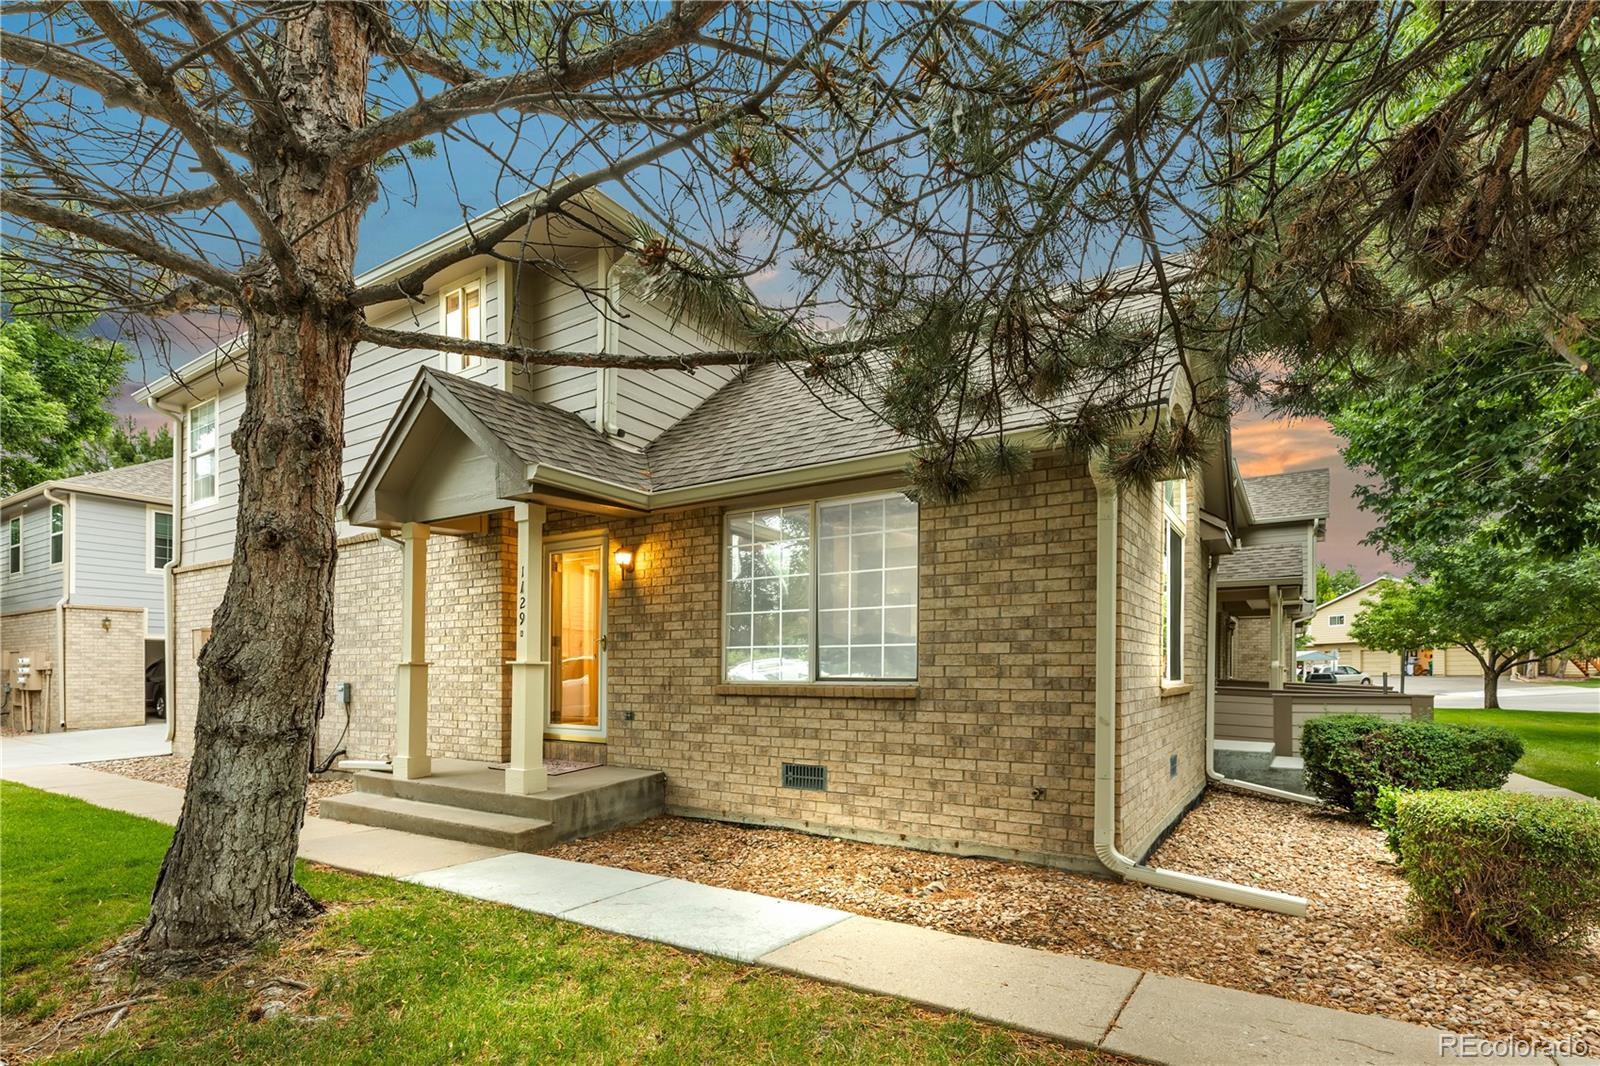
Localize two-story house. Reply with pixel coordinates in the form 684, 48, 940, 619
131, 190, 1313, 913
1, 459, 172, 732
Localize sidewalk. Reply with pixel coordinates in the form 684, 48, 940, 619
3, 762, 1587, 1066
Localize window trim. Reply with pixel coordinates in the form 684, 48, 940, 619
440, 274, 485, 374
187, 397, 220, 509
1328, 613, 1346, 626
1159, 478, 1186, 685
148, 506, 175, 573
49, 503, 65, 568
543, 531, 609, 742
720, 489, 920, 686
6, 516, 20, 575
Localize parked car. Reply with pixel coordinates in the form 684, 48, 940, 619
145, 659, 166, 718
1304, 664, 1372, 686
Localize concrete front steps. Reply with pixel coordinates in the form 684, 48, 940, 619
318, 758, 665, 852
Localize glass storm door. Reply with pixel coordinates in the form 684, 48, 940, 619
549, 545, 603, 730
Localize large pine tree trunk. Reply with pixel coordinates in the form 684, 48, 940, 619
140, 5, 372, 960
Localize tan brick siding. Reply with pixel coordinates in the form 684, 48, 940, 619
1113, 474, 1209, 861
1230, 616, 1271, 681
2, 605, 146, 731
2, 608, 62, 731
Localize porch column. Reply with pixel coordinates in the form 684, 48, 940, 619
1267, 583, 1285, 690
394, 521, 431, 780
506, 502, 549, 795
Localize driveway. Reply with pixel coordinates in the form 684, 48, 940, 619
1398, 674, 1600, 712
0, 721, 170, 772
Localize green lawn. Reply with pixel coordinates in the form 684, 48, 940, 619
1434, 708, 1600, 798
1554, 678, 1600, 688
1, 784, 1100, 1064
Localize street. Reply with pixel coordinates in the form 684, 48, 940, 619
1397, 674, 1600, 712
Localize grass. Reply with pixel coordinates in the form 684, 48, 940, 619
1434, 708, 1600, 798
1554, 678, 1600, 688
1, 784, 1103, 1065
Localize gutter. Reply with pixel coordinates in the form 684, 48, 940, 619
144, 395, 184, 744
1090, 460, 1308, 917
1204, 556, 1322, 806
42, 487, 70, 730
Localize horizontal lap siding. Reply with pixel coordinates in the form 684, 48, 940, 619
612, 286, 734, 443
0, 504, 65, 612
510, 261, 599, 423
72, 494, 165, 633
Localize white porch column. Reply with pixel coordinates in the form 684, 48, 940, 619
1267, 584, 1285, 691
394, 521, 431, 780
506, 502, 549, 795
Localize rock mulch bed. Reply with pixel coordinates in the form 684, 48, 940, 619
88, 755, 354, 818
548, 789, 1599, 1047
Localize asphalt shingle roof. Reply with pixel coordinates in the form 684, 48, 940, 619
1241, 469, 1329, 522
1216, 543, 1306, 586
52, 459, 172, 503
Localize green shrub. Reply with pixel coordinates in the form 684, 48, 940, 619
1300, 714, 1523, 817
1391, 789, 1600, 953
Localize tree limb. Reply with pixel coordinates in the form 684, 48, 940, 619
357, 322, 819, 370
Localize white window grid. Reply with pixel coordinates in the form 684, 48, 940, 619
442, 279, 483, 372
188, 398, 218, 506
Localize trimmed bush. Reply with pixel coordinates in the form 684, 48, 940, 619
1391, 789, 1600, 953
1300, 714, 1523, 817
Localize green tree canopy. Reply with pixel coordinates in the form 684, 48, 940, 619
1349, 532, 1600, 707
1317, 331, 1600, 560
1316, 563, 1363, 606
87, 417, 174, 471
0, 272, 131, 496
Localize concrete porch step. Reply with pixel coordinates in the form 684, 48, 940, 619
318, 791, 555, 852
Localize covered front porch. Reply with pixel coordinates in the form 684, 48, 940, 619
322, 368, 665, 847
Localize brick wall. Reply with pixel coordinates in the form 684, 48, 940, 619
1231, 616, 1271, 681
172, 521, 513, 762
62, 604, 148, 729
1113, 473, 1209, 861
2, 608, 61, 732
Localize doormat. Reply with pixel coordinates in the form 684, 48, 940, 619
486, 760, 600, 777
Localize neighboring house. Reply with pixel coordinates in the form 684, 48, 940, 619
1303, 576, 1412, 676
131, 191, 1320, 875
1, 459, 172, 732
1215, 470, 1330, 685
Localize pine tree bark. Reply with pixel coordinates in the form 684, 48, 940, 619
140, 5, 373, 960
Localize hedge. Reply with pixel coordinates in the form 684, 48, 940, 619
1300, 715, 1522, 817
1389, 789, 1600, 953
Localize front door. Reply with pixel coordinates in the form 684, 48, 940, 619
548, 541, 604, 734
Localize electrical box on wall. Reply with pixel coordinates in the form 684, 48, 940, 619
337, 682, 351, 706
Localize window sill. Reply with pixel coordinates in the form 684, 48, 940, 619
715, 683, 919, 700
1159, 681, 1195, 698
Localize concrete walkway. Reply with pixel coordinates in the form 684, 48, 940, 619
3, 764, 1591, 1066
1504, 772, 1595, 802
0, 720, 169, 768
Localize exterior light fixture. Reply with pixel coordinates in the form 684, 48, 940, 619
101, 616, 113, 632
614, 548, 636, 572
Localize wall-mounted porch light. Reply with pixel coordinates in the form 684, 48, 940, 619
614, 548, 636, 573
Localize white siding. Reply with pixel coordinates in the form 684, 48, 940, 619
181, 259, 507, 562
507, 259, 600, 423
72, 494, 165, 633
0, 502, 65, 613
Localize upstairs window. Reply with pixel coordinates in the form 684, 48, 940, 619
1160, 478, 1186, 683
189, 398, 218, 506
150, 509, 174, 571
1329, 613, 1346, 626
442, 280, 482, 372
7, 517, 19, 574
724, 492, 919, 683
49, 504, 64, 566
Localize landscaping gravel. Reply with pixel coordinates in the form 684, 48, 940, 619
87, 755, 354, 818
548, 788, 1599, 1047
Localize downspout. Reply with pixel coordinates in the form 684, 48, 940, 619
42, 487, 70, 730
146, 396, 184, 744
1090, 461, 1308, 917
1205, 556, 1321, 806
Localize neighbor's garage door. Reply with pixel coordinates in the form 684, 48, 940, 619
1440, 647, 1482, 676
1359, 648, 1403, 676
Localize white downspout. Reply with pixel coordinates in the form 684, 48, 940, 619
1090, 462, 1308, 917
146, 398, 184, 744
42, 487, 70, 730
1204, 556, 1321, 806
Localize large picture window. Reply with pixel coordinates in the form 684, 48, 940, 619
724, 492, 918, 682
1160, 478, 1186, 683
189, 398, 218, 505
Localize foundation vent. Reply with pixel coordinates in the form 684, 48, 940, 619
781, 762, 827, 792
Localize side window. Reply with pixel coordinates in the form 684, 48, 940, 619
1159, 478, 1186, 683
189, 399, 219, 505
7, 517, 20, 574
1329, 613, 1346, 626
442, 280, 482, 372
151, 509, 174, 570
49, 504, 64, 566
